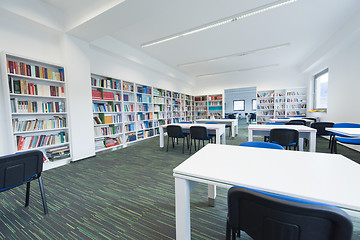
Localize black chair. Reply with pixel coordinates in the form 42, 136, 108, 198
310, 122, 334, 149
269, 128, 299, 150
0, 150, 48, 214
166, 125, 189, 153
189, 126, 212, 154
249, 113, 256, 123
303, 117, 317, 123
226, 186, 353, 240
286, 119, 306, 125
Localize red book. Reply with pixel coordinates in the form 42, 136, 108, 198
92, 90, 102, 100
103, 91, 114, 100
17, 136, 25, 150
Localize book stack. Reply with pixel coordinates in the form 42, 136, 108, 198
103, 91, 114, 100
7, 60, 63, 81
92, 90, 102, 100
46, 145, 70, 161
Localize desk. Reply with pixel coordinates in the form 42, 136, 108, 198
159, 123, 226, 148
173, 144, 360, 239
326, 128, 360, 137
248, 124, 317, 152
270, 118, 315, 126
194, 119, 238, 138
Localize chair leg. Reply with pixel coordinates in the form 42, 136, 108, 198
167, 135, 170, 152
226, 220, 231, 240
329, 135, 333, 149
189, 138, 192, 155
38, 176, 48, 215
172, 137, 175, 148
25, 182, 31, 207
182, 137, 185, 154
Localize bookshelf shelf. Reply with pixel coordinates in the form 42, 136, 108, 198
0, 52, 71, 169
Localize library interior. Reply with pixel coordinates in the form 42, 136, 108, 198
1, 0, 360, 239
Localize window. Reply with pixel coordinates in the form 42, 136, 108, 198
252, 99, 257, 111
314, 69, 328, 109
233, 100, 245, 111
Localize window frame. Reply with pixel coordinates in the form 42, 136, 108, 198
313, 68, 329, 110
233, 100, 245, 111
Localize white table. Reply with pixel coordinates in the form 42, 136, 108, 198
173, 144, 360, 239
270, 117, 315, 126
248, 124, 317, 152
326, 128, 360, 137
159, 123, 226, 148
194, 119, 238, 138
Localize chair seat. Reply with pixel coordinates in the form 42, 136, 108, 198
336, 137, 360, 144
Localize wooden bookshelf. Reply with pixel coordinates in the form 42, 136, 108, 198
0, 52, 71, 170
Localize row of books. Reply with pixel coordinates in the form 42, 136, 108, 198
91, 77, 121, 90
153, 112, 166, 120
93, 103, 116, 113
286, 104, 307, 109
153, 96, 165, 104
137, 121, 153, 130
123, 82, 134, 92
7, 60, 64, 81
92, 90, 121, 101
154, 105, 164, 112
105, 137, 122, 148
257, 92, 274, 98
136, 95, 152, 103
93, 115, 122, 125
123, 104, 134, 112
125, 114, 135, 122
11, 99, 66, 113
137, 104, 149, 112
258, 99, 274, 104
124, 124, 135, 132
137, 112, 153, 121
123, 94, 134, 102
208, 101, 222, 106
94, 126, 113, 137
153, 89, 165, 97
137, 85, 152, 95
208, 95, 223, 101
286, 98, 305, 103
10, 78, 65, 97
126, 132, 136, 142
46, 145, 70, 161
194, 96, 207, 101
12, 116, 66, 132
17, 132, 67, 150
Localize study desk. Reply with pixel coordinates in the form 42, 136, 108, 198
173, 144, 360, 239
159, 123, 226, 148
194, 119, 238, 138
269, 117, 315, 126
248, 124, 317, 152
326, 128, 360, 137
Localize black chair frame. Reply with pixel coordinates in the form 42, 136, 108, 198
189, 126, 213, 154
166, 125, 189, 154
0, 150, 48, 214
269, 128, 299, 150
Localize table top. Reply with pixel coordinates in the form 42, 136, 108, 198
326, 128, 360, 137
270, 118, 315, 123
195, 119, 238, 123
248, 124, 317, 132
161, 123, 226, 130
173, 144, 360, 212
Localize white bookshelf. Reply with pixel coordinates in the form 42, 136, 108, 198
285, 88, 307, 117
0, 52, 71, 170
256, 90, 275, 124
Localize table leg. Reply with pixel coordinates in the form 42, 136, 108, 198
208, 184, 216, 207
159, 127, 164, 148
175, 177, 192, 240
248, 129, 253, 142
216, 129, 220, 144
231, 122, 235, 138
309, 132, 316, 152
235, 123, 239, 136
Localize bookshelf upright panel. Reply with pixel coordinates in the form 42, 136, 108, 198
1, 52, 71, 169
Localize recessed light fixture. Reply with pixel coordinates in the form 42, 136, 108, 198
141, 0, 297, 48
196, 64, 279, 78
178, 43, 290, 67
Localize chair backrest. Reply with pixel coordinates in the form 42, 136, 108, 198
333, 123, 360, 128
303, 117, 317, 122
278, 117, 290, 119
167, 125, 183, 137
190, 126, 208, 139
249, 113, 256, 120
0, 150, 43, 192
286, 120, 306, 125
311, 122, 334, 135
205, 122, 218, 124
266, 122, 285, 125
239, 141, 285, 150
269, 128, 299, 146
227, 186, 353, 240
228, 114, 236, 119
179, 121, 192, 124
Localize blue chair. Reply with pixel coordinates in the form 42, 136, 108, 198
226, 186, 353, 240
179, 121, 192, 124
278, 117, 290, 119
239, 141, 284, 150
332, 136, 360, 154
330, 123, 360, 153
269, 128, 299, 150
310, 122, 334, 148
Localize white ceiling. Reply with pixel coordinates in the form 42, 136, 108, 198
32, 0, 360, 79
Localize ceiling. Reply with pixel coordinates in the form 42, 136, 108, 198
34, 0, 360, 80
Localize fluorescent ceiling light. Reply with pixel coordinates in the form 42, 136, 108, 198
178, 43, 290, 67
196, 64, 279, 78
141, 0, 297, 48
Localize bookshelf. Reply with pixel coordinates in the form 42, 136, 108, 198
135, 83, 153, 140
208, 94, 223, 119
256, 88, 307, 124
153, 87, 166, 135
285, 88, 307, 117
0, 52, 71, 170
91, 74, 123, 152
194, 95, 208, 120
122, 80, 136, 144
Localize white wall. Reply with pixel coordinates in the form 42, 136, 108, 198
193, 66, 307, 96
